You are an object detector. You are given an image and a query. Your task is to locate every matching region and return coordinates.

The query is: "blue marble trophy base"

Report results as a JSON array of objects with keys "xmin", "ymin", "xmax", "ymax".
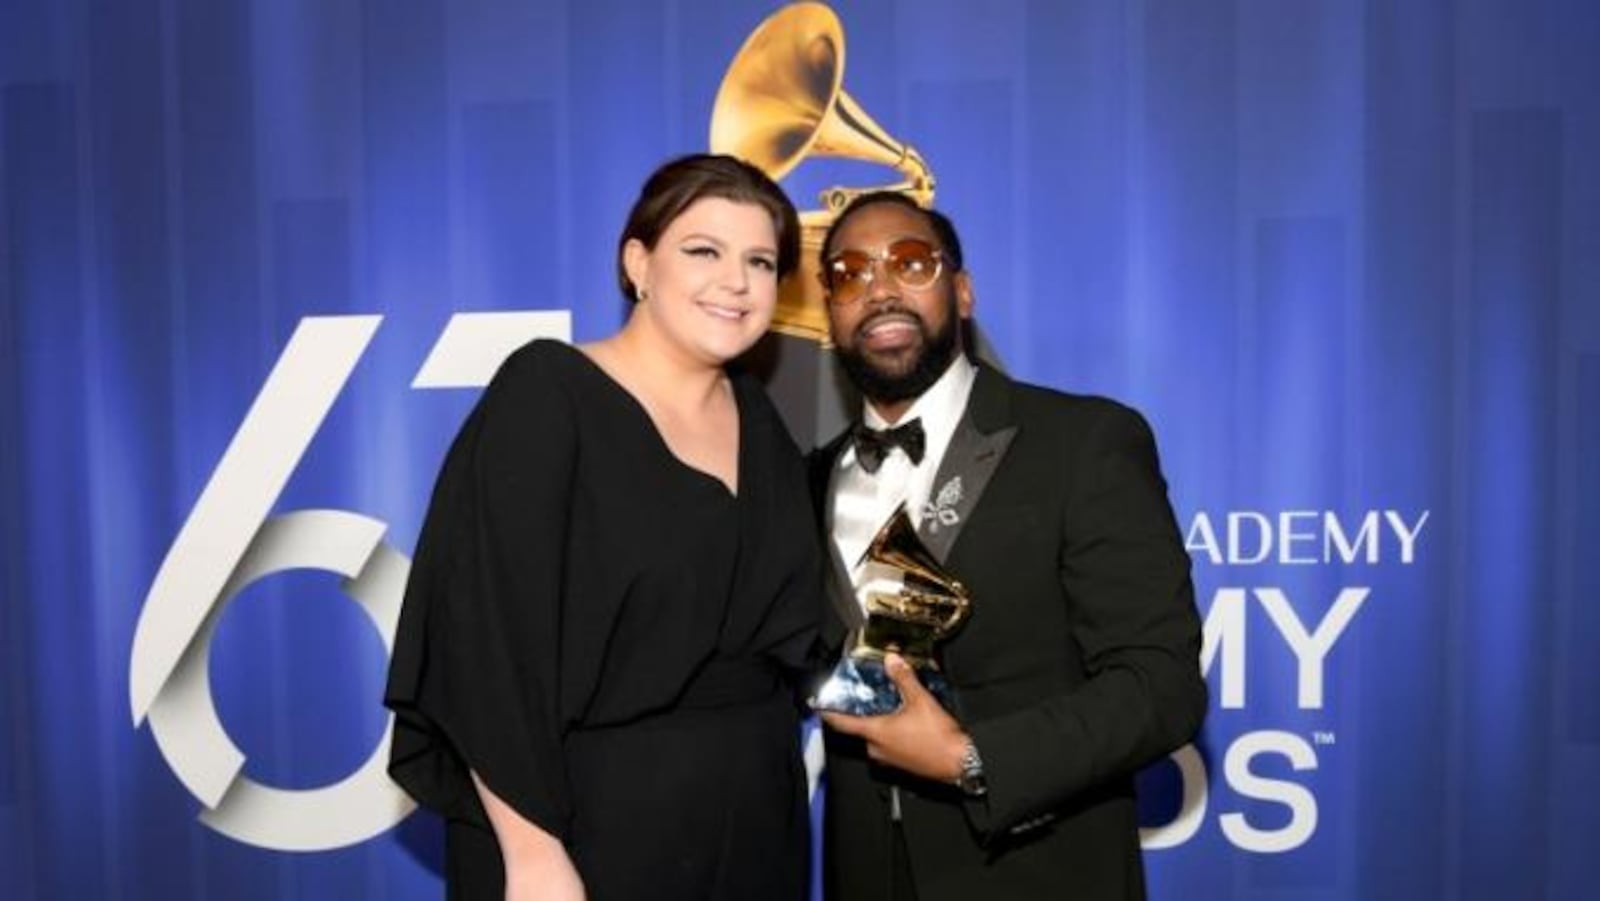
[{"xmin": 810, "ymin": 653, "xmax": 955, "ymax": 716}]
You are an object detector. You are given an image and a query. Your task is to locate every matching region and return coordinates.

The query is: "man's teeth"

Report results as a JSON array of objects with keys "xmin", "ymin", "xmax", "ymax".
[{"xmin": 865, "ymin": 318, "xmax": 914, "ymax": 336}]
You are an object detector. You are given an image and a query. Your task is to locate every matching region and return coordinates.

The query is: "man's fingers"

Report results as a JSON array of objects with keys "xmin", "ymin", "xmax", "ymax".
[
  {"xmin": 884, "ymin": 653, "xmax": 928, "ymax": 707},
  {"xmin": 820, "ymin": 711, "xmax": 872, "ymax": 737},
  {"xmin": 821, "ymin": 712, "xmax": 890, "ymax": 763}
]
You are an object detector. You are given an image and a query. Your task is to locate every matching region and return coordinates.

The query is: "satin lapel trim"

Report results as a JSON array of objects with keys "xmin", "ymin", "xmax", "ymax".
[
  {"xmin": 821, "ymin": 452, "xmax": 866, "ymax": 639},
  {"xmin": 824, "ymin": 529, "xmax": 862, "ymax": 630},
  {"xmin": 917, "ymin": 413, "xmax": 1017, "ymax": 563}
]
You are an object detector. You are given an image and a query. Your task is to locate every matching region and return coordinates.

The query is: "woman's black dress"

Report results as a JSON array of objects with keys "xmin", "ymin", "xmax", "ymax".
[{"xmin": 384, "ymin": 340, "xmax": 820, "ymax": 900}]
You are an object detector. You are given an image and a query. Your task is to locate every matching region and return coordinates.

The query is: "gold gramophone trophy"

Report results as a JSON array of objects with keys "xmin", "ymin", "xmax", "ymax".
[
  {"xmin": 710, "ymin": 1, "xmax": 935, "ymax": 345},
  {"xmin": 811, "ymin": 504, "xmax": 972, "ymax": 715}
]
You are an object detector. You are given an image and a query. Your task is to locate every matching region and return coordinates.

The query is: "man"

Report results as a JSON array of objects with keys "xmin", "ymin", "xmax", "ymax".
[{"xmin": 813, "ymin": 192, "xmax": 1206, "ymax": 900}]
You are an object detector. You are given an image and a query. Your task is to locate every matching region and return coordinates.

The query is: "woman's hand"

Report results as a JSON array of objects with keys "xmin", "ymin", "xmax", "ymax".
[{"xmin": 471, "ymin": 772, "xmax": 587, "ymax": 901}]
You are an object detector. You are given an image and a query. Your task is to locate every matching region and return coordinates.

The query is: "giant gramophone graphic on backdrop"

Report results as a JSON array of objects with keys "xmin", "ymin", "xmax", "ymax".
[{"xmin": 710, "ymin": 3, "xmax": 968, "ymax": 715}]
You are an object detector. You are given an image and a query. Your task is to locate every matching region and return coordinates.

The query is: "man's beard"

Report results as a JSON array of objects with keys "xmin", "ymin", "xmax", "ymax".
[{"xmin": 836, "ymin": 300, "xmax": 961, "ymax": 405}]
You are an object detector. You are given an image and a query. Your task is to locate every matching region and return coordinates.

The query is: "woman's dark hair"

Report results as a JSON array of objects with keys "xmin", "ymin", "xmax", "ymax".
[{"xmin": 616, "ymin": 153, "xmax": 801, "ymax": 302}]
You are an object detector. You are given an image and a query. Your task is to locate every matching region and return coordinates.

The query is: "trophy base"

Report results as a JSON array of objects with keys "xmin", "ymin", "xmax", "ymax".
[{"xmin": 810, "ymin": 654, "xmax": 955, "ymax": 716}]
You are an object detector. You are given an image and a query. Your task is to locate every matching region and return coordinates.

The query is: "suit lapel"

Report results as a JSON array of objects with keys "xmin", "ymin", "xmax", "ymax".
[
  {"xmin": 808, "ymin": 435, "xmax": 862, "ymax": 653},
  {"xmin": 823, "ymin": 524, "xmax": 863, "ymax": 632},
  {"xmin": 917, "ymin": 364, "xmax": 1018, "ymax": 563}
]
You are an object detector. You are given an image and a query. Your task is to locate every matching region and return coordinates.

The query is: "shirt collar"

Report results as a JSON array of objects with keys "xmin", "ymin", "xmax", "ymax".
[{"xmin": 842, "ymin": 354, "xmax": 978, "ymax": 468}]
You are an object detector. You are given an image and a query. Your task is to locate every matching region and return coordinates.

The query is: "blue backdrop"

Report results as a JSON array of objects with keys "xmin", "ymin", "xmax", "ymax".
[{"xmin": 3, "ymin": 0, "xmax": 1598, "ymax": 898}]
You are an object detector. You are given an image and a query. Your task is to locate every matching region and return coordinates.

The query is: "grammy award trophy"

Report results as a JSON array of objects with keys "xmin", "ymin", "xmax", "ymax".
[{"xmin": 811, "ymin": 504, "xmax": 972, "ymax": 716}]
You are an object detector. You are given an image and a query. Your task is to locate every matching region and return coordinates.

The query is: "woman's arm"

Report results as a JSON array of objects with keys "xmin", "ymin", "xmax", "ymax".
[{"xmin": 472, "ymin": 771, "xmax": 585, "ymax": 901}]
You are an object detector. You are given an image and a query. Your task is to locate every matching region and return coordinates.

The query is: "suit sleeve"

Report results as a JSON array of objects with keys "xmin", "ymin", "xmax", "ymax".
[
  {"xmin": 966, "ymin": 403, "xmax": 1206, "ymax": 837},
  {"xmin": 384, "ymin": 344, "xmax": 577, "ymax": 839}
]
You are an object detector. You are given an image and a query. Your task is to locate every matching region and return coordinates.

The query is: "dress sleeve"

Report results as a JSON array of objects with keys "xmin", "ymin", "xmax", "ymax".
[
  {"xmin": 385, "ymin": 343, "xmax": 577, "ymax": 839},
  {"xmin": 740, "ymin": 380, "xmax": 826, "ymax": 681},
  {"xmin": 761, "ymin": 451, "xmax": 827, "ymax": 685}
]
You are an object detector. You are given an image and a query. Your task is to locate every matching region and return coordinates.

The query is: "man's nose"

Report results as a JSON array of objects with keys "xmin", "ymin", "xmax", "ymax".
[{"xmin": 862, "ymin": 261, "xmax": 896, "ymax": 303}]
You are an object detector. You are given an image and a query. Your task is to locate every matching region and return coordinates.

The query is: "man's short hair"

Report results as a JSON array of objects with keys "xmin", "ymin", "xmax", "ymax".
[{"xmin": 819, "ymin": 191, "xmax": 965, "ymax": 272}]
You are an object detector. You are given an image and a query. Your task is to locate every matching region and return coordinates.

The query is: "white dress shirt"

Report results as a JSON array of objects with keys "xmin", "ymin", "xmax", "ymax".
[{"xmin": 829, "ymin": 355, "xmax": 978, "ymax": 613}]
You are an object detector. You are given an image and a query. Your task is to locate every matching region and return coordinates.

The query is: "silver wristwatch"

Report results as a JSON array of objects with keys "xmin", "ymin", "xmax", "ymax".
[{"xmin": 956, "ymin": 739, "xmax": 987, "ymax": 796}]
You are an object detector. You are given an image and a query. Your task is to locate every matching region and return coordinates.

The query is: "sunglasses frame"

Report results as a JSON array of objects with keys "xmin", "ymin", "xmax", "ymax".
[{"xmin": 822, "ymin": 238, "xmax": 946, "ymax": 306}]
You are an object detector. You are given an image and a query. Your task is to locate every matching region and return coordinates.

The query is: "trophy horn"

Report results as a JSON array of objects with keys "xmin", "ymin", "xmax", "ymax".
[
  {"xmin": 861, "ymin": 505, "xmax": 970, "ymax": 632},
  {"xmin": 709, "ymin": 2, "xmax": 935, "ymax": 210}
]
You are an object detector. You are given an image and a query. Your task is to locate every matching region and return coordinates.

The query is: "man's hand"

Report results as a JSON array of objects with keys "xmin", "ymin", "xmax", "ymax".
[{"xmin": 820, "ymin": 653, "xmax": 970, "ymax": 783}]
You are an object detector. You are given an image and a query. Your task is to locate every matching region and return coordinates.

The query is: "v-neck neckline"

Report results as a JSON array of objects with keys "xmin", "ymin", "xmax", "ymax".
[{"xmin": 561, "ymin": 342, "xmax": 744, "ymax": 499}]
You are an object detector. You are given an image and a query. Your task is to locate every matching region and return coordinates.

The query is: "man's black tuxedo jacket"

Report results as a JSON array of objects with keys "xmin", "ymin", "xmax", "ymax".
[{"xmin": 811, "ymin": 364, "xmax": 1206, "ymax": 901}]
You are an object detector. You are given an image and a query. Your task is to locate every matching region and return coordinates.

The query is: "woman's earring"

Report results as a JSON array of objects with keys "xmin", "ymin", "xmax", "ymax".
[{"xmin": 638, "ymin": 287, "xmax": 650, "ymax": 302}]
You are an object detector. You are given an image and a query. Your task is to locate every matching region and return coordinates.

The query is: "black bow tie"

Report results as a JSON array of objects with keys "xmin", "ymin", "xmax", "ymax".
[{"xmin": 851, "ymin": 418, "xmax": 926, "ymax": 474}]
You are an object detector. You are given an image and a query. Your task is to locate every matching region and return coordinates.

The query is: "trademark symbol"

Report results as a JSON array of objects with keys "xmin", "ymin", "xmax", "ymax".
[{"xmin": 1312, "ymin": 730, "xmax": 1337, "ymax": 746}]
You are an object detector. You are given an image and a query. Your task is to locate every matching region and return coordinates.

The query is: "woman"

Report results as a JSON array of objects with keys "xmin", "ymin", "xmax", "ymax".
[{"xmin": 385, "ymin": 154, "xmax": 818, "ymax": 900}]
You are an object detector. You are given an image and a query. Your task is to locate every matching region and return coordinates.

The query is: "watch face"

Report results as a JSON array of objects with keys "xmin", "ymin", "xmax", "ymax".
[
  {"xmin": 958, "ymin": 756, "xmax": 986, "ymax": 795},
  {"xmin": 958, "ymin": 742, "xmax": 985, "ymax": 794}
]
